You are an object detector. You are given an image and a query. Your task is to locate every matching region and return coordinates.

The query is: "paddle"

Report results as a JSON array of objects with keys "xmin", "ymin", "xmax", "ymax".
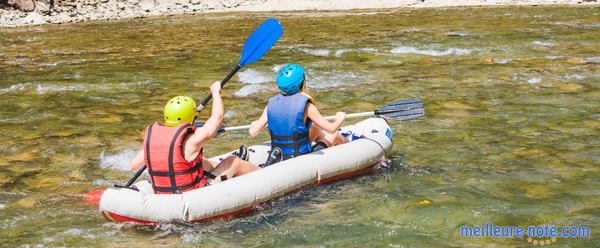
[
  {"xmin": 84, "ymin": 18, "xmax": 283, "ymax": 205},
  {"xmin": 211, "ymin": 98, "xmax": 425, "ymax": 132}
]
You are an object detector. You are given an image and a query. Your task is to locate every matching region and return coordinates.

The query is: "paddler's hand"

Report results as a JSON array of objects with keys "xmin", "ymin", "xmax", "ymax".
[
  {"xmin": 335, "ymin": 111, "xmax": 346, "ymax": 122},
  {"xmin": 210, "ymin": 81, "xmax": 222, "ymax": 95}
]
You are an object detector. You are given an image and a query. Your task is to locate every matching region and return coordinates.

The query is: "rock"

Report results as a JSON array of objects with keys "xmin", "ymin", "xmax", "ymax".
[
  {"xmin": 559, "ymin": 83, "xmax": 584, "ymax": 92},
  {"xmin": 189, "ymin": 0, "xmax": 202, "ymax": 4},
  {"xmin": 8, "ymin": 0, "xmax": 35, "ymax": 11},
  {"xmin": 35, "ymin": 1, "xmax": 51, "ymax": 14},
  {"xmin": 58, "ymin": 0, "xmax": 78, "ymax": 7},
  {"xmin": 52, "ymin": 12, "xmax": 72, "ymax": 24},
  {"xmin": 14, "ymin": 198, "xmax": 36, "ymax": 208},
  {"xmin": 10, "ymin": 150, "xmax": 36, "ymax": 162},
  {"xmin": 49, "ymin": 130, "xmax": 79, "ymax": 138},
  {"xmin": 140, "ymin": 0, "xmax": 155, "ymax": 12},
  {"xmin": 566, "ymin": 57, "xmax": 586, "ymax": 64},
  {"xmin": 117, "ymin": 1, "xmax": 127, "ymax": 10},
  {"xmin": 441, "ymin": 101, "xmax": 474, "ymax": 110},
  {"xmin": 515, "ymin": 148, "xmax": 546, "ymax": 157},
  {"xmin": 97, "ymin": 115, "xmax": 123, "ymax": 123}
]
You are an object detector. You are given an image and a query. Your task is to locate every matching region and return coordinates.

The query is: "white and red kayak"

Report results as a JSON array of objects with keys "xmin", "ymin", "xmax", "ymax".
[{"xmin": 98, "ymin": 117, "xmax": 393, "ymax": 224}]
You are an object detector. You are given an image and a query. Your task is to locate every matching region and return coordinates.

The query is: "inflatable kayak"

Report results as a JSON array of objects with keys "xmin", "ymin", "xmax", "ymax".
[{"xmin": 99, "ymin": 117, "xmax": 393, "ymax": 224}]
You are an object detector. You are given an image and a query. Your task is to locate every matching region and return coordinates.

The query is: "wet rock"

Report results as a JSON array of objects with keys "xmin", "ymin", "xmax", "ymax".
[
  {"xmin": 10, "ymin": 151, "xmax": 36, "ymax": 162},
  {"xmin": 24, "ymin": 174, "xmax": 65, "ymax": 190},
  {"xmin": 75, "ymin": 135, "xmax": 103, "ymax": 146},
  {"xmin": 558, "ymin": 83, "xmax": 584, "ymax": 92},
  {"xmin": 14, "ymin": 198, "xmax": 36, "ymax": 208},
  {"xmin": 0, "ymin": 158, "xmax": 9, "ymax": 167},
  {"xmin": 50, "ymin": 153, "xmax": 87, "ymax": 165},
  {"xmin": 22, "ymin": 132, "xmax": 43, "ymax": 141},
  {"xmin": 49, "ymin": 130, "xmax": 79, "ymax": 138},
  {"xmin": 525, "ymin": 184, "xmax": 555, "ymax": 198},
  {"xmin": 482, "ymin": 58, "xmax": 494, "ymax": 64},
  {"xmin": 515, "ymin": 148, "xmax": 546, "ymax": 157},
  {"xmin": 583, "ymin": 120, "xmax": 600, "ymax": 128},
  {"xmin": 566, "ymin": 57, "xmax": 586, "ymax": 64},
  {"xmin": 441, "ymin": 101, "xmax": 474, "ymax": 110},
  {"xmin": 97, "ymin": 115, "xmax": 123, "ymax": 123},
  {"xmin": 435, "ymin": 118, "xmax": 458, "ymax": 128},
  {"xmin": 0, "ymin": 174, "xmax": 14, "ymax": 186}
]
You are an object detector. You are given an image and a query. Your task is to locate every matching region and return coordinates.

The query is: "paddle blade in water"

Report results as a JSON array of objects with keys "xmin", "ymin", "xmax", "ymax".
[
  {"xmin": 238, "ymin": 18, "xmax": 284, "ymax": 66},
  {"xmin": 83, "ymin": 188, "xmax": 105, "ymax": 206},
  {"xmin": 375, "ymin": 99, "xmax": 425, "ymax": 121}
]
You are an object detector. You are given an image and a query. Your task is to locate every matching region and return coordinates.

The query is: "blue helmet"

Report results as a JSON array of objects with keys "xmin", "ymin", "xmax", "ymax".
[{"xmin": 276, "ymin": 64, "xmax": 305, "ymax": 94}]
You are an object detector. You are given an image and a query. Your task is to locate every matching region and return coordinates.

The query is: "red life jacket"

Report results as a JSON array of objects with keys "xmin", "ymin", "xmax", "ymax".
[{"xmin": 143, "ymin": 122, "xmax": 207, "ymax": 194}]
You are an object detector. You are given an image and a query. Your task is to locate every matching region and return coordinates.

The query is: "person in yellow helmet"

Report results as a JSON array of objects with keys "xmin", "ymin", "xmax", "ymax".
[{"xmin": 129, "ymin": 81, "xmax": 259, "ymax": 194}]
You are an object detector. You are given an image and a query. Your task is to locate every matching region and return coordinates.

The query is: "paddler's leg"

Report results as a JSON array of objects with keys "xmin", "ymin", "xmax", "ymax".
[
  {"xmin": 308, "ymin": 124, "xmax": 346, "ymax": 148},
  {"xmin": 207, "ymin": 156, "xmax": 259, "ymax": 182},
  {"xmin": 201, "ymin": 158, "xmax": 218, "ymax": 171}
]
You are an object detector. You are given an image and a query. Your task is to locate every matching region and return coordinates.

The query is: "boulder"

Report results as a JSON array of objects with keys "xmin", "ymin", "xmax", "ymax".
[
  {"xmin": 55, "ymin": 0, "xmax": 77, "ymax": 7},
  {"xmin": 34, "ymin": 0, "xmax": 51, "ymax": 14},
  {"xmin": 22, "ymin": 11, "xmax": 45, "ymax": 24},
  {"xmin": 8, "ymin": 0, "xmax": 35, "ymax": 11},
  {"xmin": 140, "ymin": 0, "xmax": 154, "ymax": 12}
]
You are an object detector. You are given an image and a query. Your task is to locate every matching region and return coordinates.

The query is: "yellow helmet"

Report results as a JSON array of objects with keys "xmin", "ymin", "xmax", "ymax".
[{"xmin": 163, "ymin": 96, "xmax": 197, "ymax": 127}]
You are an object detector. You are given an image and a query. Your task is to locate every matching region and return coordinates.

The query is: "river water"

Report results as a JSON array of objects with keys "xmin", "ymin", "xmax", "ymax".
[{"xmin": 0, "ymin": 6, "xmax": 599, "ymax": 247}]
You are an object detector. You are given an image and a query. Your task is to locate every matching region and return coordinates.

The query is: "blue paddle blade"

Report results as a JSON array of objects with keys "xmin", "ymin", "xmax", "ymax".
[{"xmin": 238, "ymin": 18, "xmax": 284, "ymax": 67}]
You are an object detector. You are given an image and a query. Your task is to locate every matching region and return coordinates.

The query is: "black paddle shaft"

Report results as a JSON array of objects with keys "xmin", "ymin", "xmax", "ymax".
[
  {"xmin": 115, "ymin": 167, "xmax": 145, "ymax": 188},
  {"xmin": 197, "ymin": 65, "xmax": 242, "ymax": 112}
]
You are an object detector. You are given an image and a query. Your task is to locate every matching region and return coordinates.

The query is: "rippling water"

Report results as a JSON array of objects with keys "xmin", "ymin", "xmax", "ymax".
[{"xmin": 1, "ymin": 6, "xmax": 599, "ymax": 247}]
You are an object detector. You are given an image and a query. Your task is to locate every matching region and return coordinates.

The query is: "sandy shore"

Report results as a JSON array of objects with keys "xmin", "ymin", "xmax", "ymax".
[{"xmin": 0, "ymin": 0, "xmax": 598, "ymax": 28}]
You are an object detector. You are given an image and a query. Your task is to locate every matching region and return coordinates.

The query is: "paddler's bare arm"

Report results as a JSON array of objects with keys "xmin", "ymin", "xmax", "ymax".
[
  {"xmin": 187, "ymin": 81, "xmax": 225, "ymax": 152},
  {"xmin": 249, "ymin": 107, "xmax": 268, "ymax": 137},
  {"xmin": 306, "ymin": 103, "xmax": 345, "ymax": 133},
  {"xmin": 129, "ymin": 149, "xmax": 144, "ymax": 170}
]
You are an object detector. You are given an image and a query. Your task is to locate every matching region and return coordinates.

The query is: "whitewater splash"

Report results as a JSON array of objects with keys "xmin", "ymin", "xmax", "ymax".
[
  {"xmin": 237, "ymin": 69, "xmax": 273, "ymax": 84},
  {"xmin": 0, "ymin": 81, "xmax": 154, "ymax": 94},
  {"xmin": 584, "ymin": 56, "xmax": 600, "ymax": 63},
  {"xmin": 235, "ymin": 84, "xmax": 271, "ymax": 97},
  {"xmin": 531, "ymin": 40, "xmax": 555, "ymax": 47},
  {"xmin": 494, "ymin": 58, "xmax": 511, "ymax": 64},
  {"xmin": 99, "ymin": 150, "xmax": 138, "ymax": 171},
  {"xmin": 234, "ymin": 69, "xmax": 274, "ymax": 97},
  {"xmin": 564, "ymin": 74, "xmax": 586, "ymax": 80},
  {"xmin": 391, "ymin": 45, "xmax": 472, "ymax": 56},
  {"xmin": 233, "ymin": 63, "xmax": 372, "ymax": 96},
  {"xmin": 527, "ymin": 77, "xmax": 542, "ymax": 84},
  {"xmin": 447, "ymin": 31, "xmax": 469, "ymax": 37},
  {"xmin": 298, "ymin": 48, "xmax": 331, "ymax": 57},
  {"xmin": 334, "ymin": 48, "xmax": 379, "ymax": 57},
  {"xmin": 307, "ymin": 70, "xmax": 370, "ymax": 89}
]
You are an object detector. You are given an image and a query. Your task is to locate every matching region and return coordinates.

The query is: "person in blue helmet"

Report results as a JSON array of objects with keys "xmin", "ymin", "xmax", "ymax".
[{"xmin": 249, "ymin": 64, "xmax": 347, "ymax": 165}]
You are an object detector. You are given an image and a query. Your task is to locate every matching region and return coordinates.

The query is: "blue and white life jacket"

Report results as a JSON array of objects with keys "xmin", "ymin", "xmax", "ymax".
[{"xmin": 267, "ymin": 93, "xmax": 313, "ymax": 160}]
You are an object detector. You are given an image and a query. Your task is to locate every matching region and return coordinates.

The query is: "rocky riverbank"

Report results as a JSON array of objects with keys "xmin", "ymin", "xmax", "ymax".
[{"xmin": 1, "ymin": 0, "xmax": 598, "ymax": 28}]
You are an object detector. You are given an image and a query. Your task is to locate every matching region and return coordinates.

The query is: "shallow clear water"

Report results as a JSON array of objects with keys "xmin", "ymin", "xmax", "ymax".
[{"xmin": 1, "ymin": 6, "xmax": 599, "ymax": 247}]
